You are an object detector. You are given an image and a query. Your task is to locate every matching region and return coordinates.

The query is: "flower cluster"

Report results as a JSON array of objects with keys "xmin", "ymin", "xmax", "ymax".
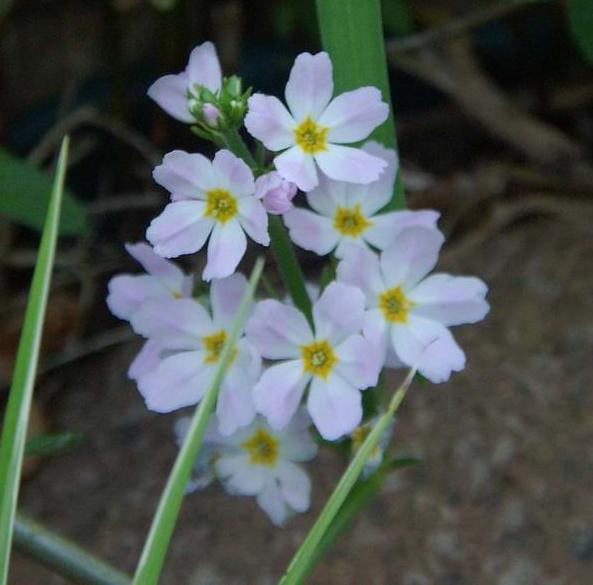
[{"xmin": 108, "ymin": 41, "xmax": 490, "ymax": 525}]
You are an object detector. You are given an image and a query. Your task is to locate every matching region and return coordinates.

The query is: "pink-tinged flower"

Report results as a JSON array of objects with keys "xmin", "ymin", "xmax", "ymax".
[
  {"xmin": 244, "ymin": 52, "xmax": 389, "ymax": 192},
  {"xmin": 246, "ymin": 282, "xmax": 381, "ymax": 440},
  {"xmin": 255, "ymin": 171, "xmax": 298, "ymax": 215},
  {"xmin": 147, "ymin": 41, "xmax": 222, "ymax": 123},
  {"xmin": 337, "ymin": 226, "xmax": 490, "ymax": 383},
  {"xmin": 106, "ymin": 242, "xmax": 193, "ymax": 321},
  {"xmin": 176, "ymin": 410, "xmax": 318, "ymax": 526},
  {"xmin": 131, "ymin": 274, "xmax": 261, "ymax": 436},
  {"xmin": 284, "ymin": 141, "xmax": 440, "ymax": 256},
  {"xmin": 147, "ymin": 149, "xmax": 269, "ymax": 280}
]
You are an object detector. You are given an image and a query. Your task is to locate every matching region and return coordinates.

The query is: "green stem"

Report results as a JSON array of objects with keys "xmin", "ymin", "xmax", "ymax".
[
  {"xmin": 13, "ymin": 514, "xmax": 131, "ymax": 585},
  {"xmin": 268, "ymin": 216, "xmax": 312, "ymax": 324},
  {"xmin": 279, "ymin": 368, "xmax": 416, "ymax": 585},
  {"xmin": 132, "ymin": 258, "xmax": 265, "ymax": 585},
  {"xmin": 221, "ymin": 129, "xmax": 313, "ymax": 323}
]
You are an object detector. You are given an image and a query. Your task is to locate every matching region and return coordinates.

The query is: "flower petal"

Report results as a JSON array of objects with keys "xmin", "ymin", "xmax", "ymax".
[
  {"xmin": 212, "ymin": 149, "xmax": 255, "ymax": 197},
  {"xmin": 246, "ymin": 300, "xmax": 313, "ymax": 359},
  {"xmin": 283, "ymin": 208, "xmax": 338, "ymax": 255},
  {"xmin": 216, "ymin": 454, "xmax": 266, "ymax": 495},
  {"xmin": 312, "ymin": 281, "xmax": 365, "ymax": 345},
  {"xmin": 128, "ymin": 339, "xmax": 163, "ymax": 381},
  {"xmin": 391, "ymin": 316, "xmax": 466, "ymax": 383},
  {"xmin": 210, "ymin": 273, "xmax": 248, "ymax": 329},
  {"xmin": 380, "ymin": 226, "xmax": 445, "ymax": 290},
  {"xmin": 216, "ymin": 381, "xmax": 257, "ymax": 436},
  {"xmin": 125, "ymin": 242, "xmax": 187, "ymax": 294},
  {"xmin": 315, "ymin": 144, "xmax": 387, "ymax": 185},
  {"xmin": 319, "ymin": 87, "xmax": 388, "ymax": 143},
  {"xmin": 257, "ymin": 478, "xmax": 288, "ymax": 526},
  {"xmin": 186, "ymin": 41, "xmax": 222, "ymax": 92},
  {"xmin": 357, "ymin": 141, "xmax": 399, "ymax": 215},
  {"xmin": 253, "ymin": 361, "xmax": 308, "ymax": 430},
  {"xmin": 276, "ymin": 460, "xmax": 311, "ymax": 512},
  {"xmin": 277, "ymin": 410, "xmax": 318, "ymax": 462},
  {"xmin": 146, "ymin": 201, "xmax": 213, "ymax": 258},
  {"xmin": 153, "ymin": 150, "xmax": 217, "ymax": 197},
  {"xmin": 106, "ymin": 274, "xmax": 167, "ymax": 321},
  {"xmin": 285, "ymin": 52, "xmax": 333, "ymax": 121},
  {"xmin": 245, "ymin": 94, "xmax": 296, "ymax": 151},
  {"xmin": 203, "ymin": 220, "xmax": 247, "ymax": 281},
  {"xmin": 274, "ymin": 146, "xmax": 318, "ymax": 192},
  {"xmin": 408, "ymin": 274, "xmax": 489, "ymax": 326},
  {"xmin": 130, "ymin": 297, "xmax": 212, "ymax": 349},
  {"xmin": 337, "ymin": 244, "xmax": 385, "ymax": 304},
  {"xmin": 147, "ymin": 73, "xmax": 193, "ymax": 123},
  {"xmin": 334, "ymin": 334, "xmax": 381, "ymax": 389},
  {"xmin": 307, "ymin": 374, "xmax": 362, "ymax": 440},
  {"xmin": 364, "ymin": 209, "xmax": 440, "ymax": 251},
  {"xmin": 305, "ymin": 172, "xmax": 346, "ymax": 216},
  {"xmin": 139, "ymin": 350, "xmax": 211, "ymax": 411},
  {"xmin": 238, "ymin": 197, "xmax": 270, "ymax": 246}
]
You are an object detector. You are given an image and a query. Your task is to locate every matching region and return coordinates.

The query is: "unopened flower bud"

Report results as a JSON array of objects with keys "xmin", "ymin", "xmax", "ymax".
[
  {"xmin": 255, "ymin": 171, "xmax": 298, "ymax": 215},
  {"xmin": 202, "ymin": 103, "xmax": 221, "ymax": 126}
]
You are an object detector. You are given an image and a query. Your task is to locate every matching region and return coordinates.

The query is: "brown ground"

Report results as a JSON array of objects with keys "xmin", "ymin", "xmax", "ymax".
[{"xmin": 8, "ymin": 216, "xmax": 593, "ymax": 585}]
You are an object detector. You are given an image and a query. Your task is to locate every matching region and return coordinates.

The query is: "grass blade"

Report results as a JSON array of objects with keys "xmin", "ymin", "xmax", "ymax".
[
  {"xmin": 279, "ymin": 369, "xmax": 416, "ymax": 585},
  {"xmin": 132, "ymin": 257, "xmax": 265, "ymax": 585},
  {"xmin": 0, "ymin": 137, "xmax": 70, "ymax": 584},
  {"xmin": 316, "ymin": 0, "xmax": 405, "ymax": 209}
]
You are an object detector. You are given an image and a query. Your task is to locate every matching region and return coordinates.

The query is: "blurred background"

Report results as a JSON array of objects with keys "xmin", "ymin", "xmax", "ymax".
[{"xmin": 1, "ymin": 0, "xmax": 593, "ymax": 583}]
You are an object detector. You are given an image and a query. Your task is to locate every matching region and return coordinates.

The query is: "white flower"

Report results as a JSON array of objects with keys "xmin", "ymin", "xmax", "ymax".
[
  {"xmin": 147, "ymin": 41, "xmax": 222, "ymax": 123},
  {"xmin": 147, "ymin": 149, "xmax": 269, "ymax": 280},
  {"xmin": 246, "ymin": 281, "xmax": 381, "ymax": 440},
  {"xmin": 337, "ymin": 226, "xmax": 490, "ymax": 383},
  {"xmin": 176, "ymin": 410, "xmax": 318, "ymax": 526},
  {"xmin": 245, "ymin": 52, "xmax": 389, "ymax": 192},
  {"xmin": 131, "ymin": 273, "xmax": 261, "ymax": 436},
  {"xmin": 283, "ymin": 141, "xmax": 440, "ymax": 256}
]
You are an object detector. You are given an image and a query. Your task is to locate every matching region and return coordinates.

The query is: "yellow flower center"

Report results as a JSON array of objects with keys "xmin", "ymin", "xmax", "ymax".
[
  {"xmin": 205, "ymin": 189, "xmax": 238, "ymax": 224},
  {"xmin": 351, "ymin": 423, "xmax": 380, "ymax": 459},
  {"xmin": 301, "ymin": 339, "xmax": 338, "ymax": 380},
  {"xmin": 333, "ymin": 204, "xmax": 372, "ymax": 237},
  {"xmin": 294, "ymin": 116, "xmax": 329, "ymax": 154},
  {"xmin": 379, "ymin": 286, "xmax": 414, "ymax": 324},
  {"xmin": 202, "ymin": 330, "xmax": 236, "ymax": 364},
  {"xmin": 242, "ymin": 428, "xmax": 279, "ymax": 466}
]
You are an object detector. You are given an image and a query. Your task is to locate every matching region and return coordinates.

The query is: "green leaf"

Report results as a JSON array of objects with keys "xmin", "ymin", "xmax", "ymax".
[
  {"xmin": 132, "ymin": 258, "xmax": 265, "ymax": 585},
  {"xmin": 25, "ymin": 432, "xmax": 84, "ymax": 458},
  {"xmin": 0, "ymin": 147, "xmax": 87, "ymax": 235},
  {"xmin": 279, "ymin": 368, "xmax": 416, "ymax": 585},
  {"xmin": 299, "ymin": 455, "xmax": 420, "ymax": 582},
  {"xmin": 569, "ymin": 0, "xmax": 593, "ymax": 63},
  {"xmin": 0, "ymin": 137, "xmax": 70, "ymax": 585},
  {"xmin": 316, "ymin": 0, "xmax": 405, "ymax": 210}
]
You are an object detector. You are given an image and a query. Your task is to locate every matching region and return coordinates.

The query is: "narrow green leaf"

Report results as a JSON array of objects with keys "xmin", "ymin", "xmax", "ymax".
[
  {"xmin": 316, "ymin": 0, "xmax": 405, "ymax": 209},
  {"xmin": 132, "ymin": 258, "xmax": 265, "ymax": 585},
  {"xmin": 279, "ymin": 369, "xmax": 416, "ymax": 585},
  {"xmin": 569, "ymin": 0, "xmax": 593, "ymax": 63},
  {"xmin": 24, "ymin": 432, "xmax": 84, "ymax": 458},
  {"xmin": 14, "ymin": 513, "xmax": 131, "ymax": 585},
  {"xmin": 0, "ymin": 137, "xmax": 70, "ymax": 585},
  {"xmin": 0, "ymin": 147, "xmax": 87, "ymax": 235}
]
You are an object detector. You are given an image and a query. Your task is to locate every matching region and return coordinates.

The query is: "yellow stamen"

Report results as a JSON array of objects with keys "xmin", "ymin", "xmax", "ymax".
[
  {"xmin": 294, "ymin": 117, "xmax": 329, "ymax": 154},
  {"xmin": 301, "ymin": 339, "xmax": 338, "ymax": 380},
  {"xmin": 205, "ymin": 189, "xmax": 238, "ymax": 224},
  {"xmin": 202, "ymin": 330, "xmax": 236, "ymax": 364},
  {"xmin": 333, "ymin": 204, "xmax": 372, "ymax": 237},
  {"xmin": 242, "ymin": 428, "xmax": 279, "ymax": 466},
  {"xmin": 379, "ymin": 286, "xmax": 414, "ymax": 324}
]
